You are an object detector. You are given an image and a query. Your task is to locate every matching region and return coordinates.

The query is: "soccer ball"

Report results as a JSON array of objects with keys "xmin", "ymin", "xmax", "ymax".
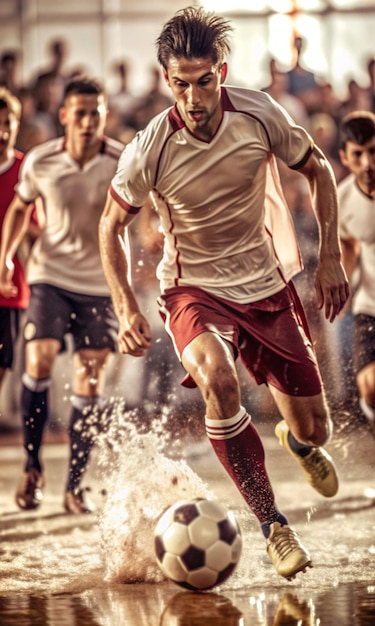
[{"xmin": 154, "ymin": 498, "xmax": 242, "ymax": 591}]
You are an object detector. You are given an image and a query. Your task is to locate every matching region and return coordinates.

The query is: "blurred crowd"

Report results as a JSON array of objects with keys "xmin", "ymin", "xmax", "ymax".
[{"xmin": 1, "ymin": 35, "xmax": 374, "ymax": 429}]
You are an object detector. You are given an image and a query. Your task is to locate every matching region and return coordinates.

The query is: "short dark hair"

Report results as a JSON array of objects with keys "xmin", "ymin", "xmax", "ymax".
[
  {"xmin": 63, "ymin": 75, "xmax": 105, "ymax": 101},
  {"xmin": 156, "ymin": 6, "xmax": 232, "ymax": 70},
  {"xmin": 339, "ymin": 110, "xmax": 375, "ymax": 149}
]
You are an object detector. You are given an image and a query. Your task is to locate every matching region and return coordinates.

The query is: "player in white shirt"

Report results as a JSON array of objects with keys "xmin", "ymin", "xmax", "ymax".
[
  {"xmin": 0, "ymin": 76, "xmax": 124, "ymax": 514},
  {"xmin": 338, "ymin": 111, "xmax": 375, "ymax": 435},
  {"xmin": 99, "ymin": 7, "xmax": 349, "ymax": 579}
]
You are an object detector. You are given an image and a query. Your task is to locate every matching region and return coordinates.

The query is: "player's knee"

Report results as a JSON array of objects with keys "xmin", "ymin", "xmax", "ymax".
[
  {"xmin": 295, "ymin": 410, "xmax": 332, "ymax": 447},
  {"xmin": 26, "ymin": 354, "xmax": 53, "ymax": 379},
  {"xmin": 203, "ymin": 366, "xmax": 239, "ymax": 408},
  {"xmin": 311, "ymin": 418, "xmax": 332, "ymax": 447},
  {"xmin": 357, "ymin": 369, "xmax": 375, "ymax": 407}
]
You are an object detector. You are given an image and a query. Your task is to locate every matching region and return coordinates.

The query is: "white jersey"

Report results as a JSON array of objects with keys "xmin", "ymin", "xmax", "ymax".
[
  {"xmin": 338, "ymin": 173, "xmax": 375, "ymax": 317},
  {"xmin": 17, "ymin": 136, "xmax": 124, "ymax": 296},
  {"xmin": 111, "ymin": 86, "xmax": 313, "ymax": 303}
]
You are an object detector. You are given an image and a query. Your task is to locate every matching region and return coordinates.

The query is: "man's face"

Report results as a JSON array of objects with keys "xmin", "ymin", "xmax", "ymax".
[
  {"xmin": 163, "ymin": 56, "xmax": 227, "ymax": 140},
  {"xmin": 0, "ymin": 106, "xmax": 19, "ymax": 160},
  {"xmin": 59, "ymin": 93, "xmax": 107, "ymax": 153},
  {"xmin": 340, "ymin": 138, "xmax": 375, "ymax": 195}
]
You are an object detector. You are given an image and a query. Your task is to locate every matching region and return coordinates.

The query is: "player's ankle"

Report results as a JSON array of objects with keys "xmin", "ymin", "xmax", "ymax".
[{"xmin": 261, "ymin": 512, "xmax": 289, "ymax": 538}]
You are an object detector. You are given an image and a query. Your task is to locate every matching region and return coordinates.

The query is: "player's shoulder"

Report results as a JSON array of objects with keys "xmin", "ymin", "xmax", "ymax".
[
  {"xmin": 23, "ymin": 137, "xmax": 65, "ymax": 167},
  {"xmin": 223, "ymin": 85, "xmax": 276, "ymax": 114},
  {"xmin": 138, "ymin": 107, "xmax": 175, "ymax": 146},
  {"xmin": 102, "ymin": 136, "xmax": 125, "ymax": 160}
]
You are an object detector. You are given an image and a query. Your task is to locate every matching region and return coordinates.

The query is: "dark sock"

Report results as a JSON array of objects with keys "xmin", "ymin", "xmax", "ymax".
[
  {"xmin": 205, "ymin": 407, "xmax": 288, "ymax": 533},
  {"xmin": 261, "ymin": 513, "xmax": 289, "ymax": 539},
  {"xmin": 21, "ymin": 374, "xmax": 50, "ymax": 473},
  {"xmin": 66, "ymin": 396, "xmax": 102, "ymax": 493},
  {"xmin": 287, "ymin": 430, "xmax": 313, "ymax": 458}
]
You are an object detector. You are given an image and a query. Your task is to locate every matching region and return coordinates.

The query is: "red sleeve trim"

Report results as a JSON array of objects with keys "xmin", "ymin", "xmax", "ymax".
[{"xmin": 109, "ymin": 184, "xmax": 142, "ymax": 215}]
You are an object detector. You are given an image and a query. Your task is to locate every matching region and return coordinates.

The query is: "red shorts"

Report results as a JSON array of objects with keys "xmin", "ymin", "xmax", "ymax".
[{"xmin": 158, "ymin": 285, "xmax": 322, "ymax": 397}]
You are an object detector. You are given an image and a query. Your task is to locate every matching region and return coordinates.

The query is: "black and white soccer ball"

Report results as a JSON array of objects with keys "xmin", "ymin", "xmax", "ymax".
[{"xmin": 154, "ymin": 498, "xmax": 242, "ymax": 590}]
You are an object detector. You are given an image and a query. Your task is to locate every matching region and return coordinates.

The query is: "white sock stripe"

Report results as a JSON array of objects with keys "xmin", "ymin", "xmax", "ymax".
[
  {"xmin": 22, "ymin": 373, "xmax": 51, "ymax": 393},
  {"xmin": 205, "ymin": 406, "xmax": 246, "ymax": 429},
  {"xmin": 205, "ymin": 411, "xmax": 252, "ymax": 440}
]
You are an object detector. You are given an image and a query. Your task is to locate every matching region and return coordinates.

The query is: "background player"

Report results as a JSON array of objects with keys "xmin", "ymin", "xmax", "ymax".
[
  {"xmin": 338, "ymin": 110, "xmax": 375, "ymax": 435},
  {"xmin": 0, "ymin": 89, "xmax": 30, "ymax": 394},
  {"xmin": 0, "ymin": 76, "xmax": 124, "ymax": 514}
]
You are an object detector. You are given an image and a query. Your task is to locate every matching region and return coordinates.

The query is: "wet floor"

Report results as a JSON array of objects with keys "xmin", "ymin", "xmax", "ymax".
[{"xmin": 1, "ymin": 416, "xmax": 375, "ymax": 625}]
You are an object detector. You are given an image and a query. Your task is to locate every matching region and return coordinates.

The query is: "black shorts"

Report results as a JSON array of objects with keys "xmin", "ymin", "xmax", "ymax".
[
  {"xmin": 353, "ymin": 314, "xmax": 375, "ymax": 375},
  {"xmin": 23, "ymin": 283, "xmax": 118, "ymax": 353},
  {"xmin": 0, "ymin": 307, "xmax": 22, "ymax": 369}
]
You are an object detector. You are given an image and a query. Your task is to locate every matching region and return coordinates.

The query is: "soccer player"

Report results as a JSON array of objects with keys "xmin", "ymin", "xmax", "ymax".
[
  {"xmin": 338, "ymin": 111, "xmax": 375, "ymax": 435},
  {"xmin": 0, "ymin": 89, "xmax": 33, "ymax": 394},
  {"xmin": 0, "ymin": 76, "xmax": 124, "ymax": 514},
  {"xmin": 98, "ymin": 7, "xmax": 349, "ymax": 579}
]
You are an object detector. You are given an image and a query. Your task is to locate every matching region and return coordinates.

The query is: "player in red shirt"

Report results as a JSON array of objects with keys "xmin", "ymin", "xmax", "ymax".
[{"xmin": 0, "ymin": 88, "xmax": 34, "ymax": 391}]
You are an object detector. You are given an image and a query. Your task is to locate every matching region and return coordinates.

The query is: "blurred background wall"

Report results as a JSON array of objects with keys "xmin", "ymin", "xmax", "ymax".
[{"xmin": 1, "ymin": 0, "xmax": 375, "ymax": 99}]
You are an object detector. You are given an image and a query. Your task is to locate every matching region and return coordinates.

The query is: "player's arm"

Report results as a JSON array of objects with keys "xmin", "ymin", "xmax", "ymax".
[
  {"xmin": 297, "ymin": 145, "xmax": 350, "ymax": 322},
  {"xmin": 0, "ymin": 194, "xmax": 34, "ymax": 298},
  {"xmin": 99, "ymin": 191, "xmax": 152, "ymax": 357}
]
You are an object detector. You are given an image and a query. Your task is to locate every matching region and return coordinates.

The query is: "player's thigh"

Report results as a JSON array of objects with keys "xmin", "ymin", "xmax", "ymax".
[
  {"xmin": 357, "ymin": 362, "xmax": 375, "ymax": 403},
  {"xmin": 269, "ymin": 384, "xmax": 331, "ymax": 447},
  {"xmin": 72, "ymin": 347, "xmax": 112, "ymax": 395},
  {"xmin": 25, "ymin": 338, "xmax": 61, "ymax": 378},
  {"xmin": 353, "ymin": 314, "xmax": 375, "ymax": 402},
  {"xmin": 23, "ymin": 284, "xmax": 71, "ymax": 346}
]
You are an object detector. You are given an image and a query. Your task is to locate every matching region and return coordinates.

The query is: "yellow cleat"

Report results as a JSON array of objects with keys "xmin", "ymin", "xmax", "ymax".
[
  {"xmin": 275, "ymin": 420, "xmax": 339, "ymax": 497},
  {"xmin": 267, "ymin": 522, "xmax": 312, "ymax": 580}
]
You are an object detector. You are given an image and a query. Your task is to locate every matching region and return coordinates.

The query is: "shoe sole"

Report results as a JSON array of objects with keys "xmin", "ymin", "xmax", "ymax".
[{"xmin": 283, "ymin": 560, "xmax": 313, "ymax": 581}]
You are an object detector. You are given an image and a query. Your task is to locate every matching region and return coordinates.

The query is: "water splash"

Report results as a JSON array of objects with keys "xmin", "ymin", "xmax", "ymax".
[{"xmin": 96, "ymin": 403, "xmax": 212, "ymax": 584}]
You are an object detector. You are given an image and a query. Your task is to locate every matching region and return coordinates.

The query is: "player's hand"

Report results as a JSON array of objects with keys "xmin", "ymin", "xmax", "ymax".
[
  {"xmin": 117, "ymin": 312, "xmax": 152, "ymax": 357},
  {"xmin": 0, "ymin": 265, "xmax": 18, "ymax": 298},
  {"xmin": 314, "ymin": 257, "xmax": 350, "ymax": 322}
]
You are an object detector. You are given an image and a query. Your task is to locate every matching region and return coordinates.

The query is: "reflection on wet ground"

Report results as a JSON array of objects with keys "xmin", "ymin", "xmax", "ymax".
[{"xmin": 0, "ymin": 582, "xmax": 375, "ymax": 625}]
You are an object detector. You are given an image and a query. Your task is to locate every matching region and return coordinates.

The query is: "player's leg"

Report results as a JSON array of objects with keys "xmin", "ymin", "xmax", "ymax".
[
  {"xmin": 182, "ymin": 331, "xmax": 284, "ymax": 525},
  {"xmin": 357, "ymin": 363, "xmax": 375, "ymax": 436},
  {"xmin": 65, "ymin": 346, "xmax": 111, "ymax": 513},
  {"xmin": 161, "ymin": 286, "xmax": 311, "ymax": 578},
  {"xmin": 16, "ymin": 284, "xmax": 70, "ymax": 510},
  {"xmin": 0, "ymin": 307, "xmax": 20, "ymax": 389},
  {"xmin": 270, "ymin": 386, "xmax": 332, "ymax": 448},
  {"xmin": 353, "ymin": 314, "xmax": 375, "ymax": 436},
  {"xmin": 16, "ymin": 337, "xmax": 60, "ymax": 510},
  {"xmin": 182, "ymin": 331, "xmax": 311, "ymax": 579},
  {"xmin": 64, "ymin": 292, "xmax": 117, "ymax": 514},
  {"xmin": 269, "ymin": 386, "xmax": 338, "ymax": 497},
  {"xmin": 236, "ymin": 283, "xmax": 339, "ymax": 498}
]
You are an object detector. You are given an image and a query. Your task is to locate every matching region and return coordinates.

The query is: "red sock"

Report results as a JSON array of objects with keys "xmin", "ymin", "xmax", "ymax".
[{"xmin": 205, "ymin": 407, "xmax": 280, "ymax": 524}]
